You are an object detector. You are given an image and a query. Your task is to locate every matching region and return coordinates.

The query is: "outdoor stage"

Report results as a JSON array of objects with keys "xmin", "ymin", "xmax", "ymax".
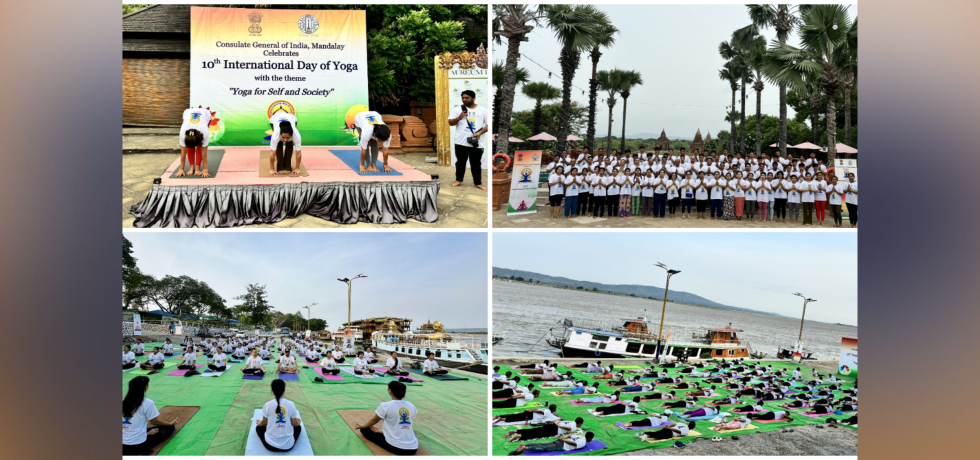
[{"xmin": 129, "ymin": 147, "xmax": 439, "ymax": 227}]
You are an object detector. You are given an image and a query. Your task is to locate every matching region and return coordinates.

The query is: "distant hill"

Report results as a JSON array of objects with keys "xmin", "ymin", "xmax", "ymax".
[{"xmin": 493, "ymin": 267, "xmax": 791, "ymax": 318}]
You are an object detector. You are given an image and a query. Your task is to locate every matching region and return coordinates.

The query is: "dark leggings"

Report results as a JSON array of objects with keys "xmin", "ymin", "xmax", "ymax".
[
  {"xmin": 668, "ymin": 197, "xmax": 680, "ymax": 215},
  {"xmin": 513, "ymin": 423, "xmax": 560, "ymax": 440},
  {"xmin": 578, "ymin": 193, "xmax": 591, "ymax": 215},
  {"xmin": 628, "ymin": 417, "xmax": 658, "ymax": 427},
  {"xmin": 497, "ymin": 411, "xmax": 533, "ymax": 423},
  {"xmin": 493, "ymin": 389, "xmax": 515, "ymax": 398},
  {"xmin": 177, "ymin": 363, "xmax": 196, "ymax": 370},
  {"xmin": 208, "ymin": 364, "xmax": 226, "ymax": 371},
  {"xmin": 641, "ymin": 196, "xmax": 653, "ymax": 216},
  {"xmin": 387, "ymin": 369, "xmax": 408, "ymax": 376},
  {"xmin": 359, "ymin": 427, "xmax": 418, "ymax": 455},
  {"xmin": 242, "ymin": 368, "xmax": 265, "ymax": 376},
  {"xmin": 493, "ymin": 399, "xmax": 519, "ymax": 409},
  {"xmin": 492, "ymin": 381, "xmax": 506, "ymax": 390},
  {"xmin": 592, "ymin": 196, "xmax": 606, "ymax": 217},
  {"xmin": 848, "ymin": 203, "xmax": 858, "ymax": 225},
  {"xmin": 607, "ymin": 195, "xmax": 619, "ymax": 216},
  {"xmin": 123, "ymin": 362, "xmax": 136, "ymax": 370},
  {"xmin": 142, "ymin": 362, "xmax": 164, "ymax": 370},
  {"xmin": 681, "ymin": 198, "xmax": 693, "ymax": 214},
  {"xmin": 696, "ymin": 199, "xmax": 708, "ymax": 213},
  {"xmin": 644, "ymin": 428, "xmax": 675, "ymax": 440},
  {"xmin": 354, "ymin": 369, "xmax": 376, "ymax": 375},
  {"xmin": 426, "ymin": 369, "xmax": 448, "ymax": 375},
  {"xmin": 774, "ymin": 198, "xmax": 788, "ymax": 219},
  {"xmin": 322, "ymin": 368, "xmax": 341, "ymax": 375},
  {"xmin": 710, "ymin": 199, "xmax": 722, "ymax": 217},
  {"xmin": 122, "ymin": 425, "xmax": 175, "ymax": 456},
  {"xmin": 274, "ymin": 141, "xmax": 295, "ymax": 172},
  {"xmin": 751, "ymin": 412, "xmax": 781, "ymax": 420},
  {"xmin": 255, "ymin": 424, "xmax": 302, "ymax": 452},
  {"xmin": 654, "ymin": 194, "xmax": 667, "ymax": 217},
  {"xmin": 595, "ymin": 404, "xmax": 627, "ymax": 415}
]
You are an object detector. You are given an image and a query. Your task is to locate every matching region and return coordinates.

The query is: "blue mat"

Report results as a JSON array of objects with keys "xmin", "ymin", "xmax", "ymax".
[
  {"xmin": 279, "ymin": 372, "xmax": 300, "ymax": 381},
  {"xmin": 329, "ymin": 149, "xmax": 402, "ymax": 176},
  {"xmin": 243, "ymin": 374, "xmax": 264, "ymax": 380},
  {"xmin": 524, "ymin": 440, "xmax": 607, "ymax": 456}
]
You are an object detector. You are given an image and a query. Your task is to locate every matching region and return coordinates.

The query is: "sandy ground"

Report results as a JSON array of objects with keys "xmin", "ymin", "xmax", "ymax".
[
  {"xmin": 618, "ymin": 424, "xmax": 857, "ymax": 456},
  {"xmin": 123, "ymin": 151, "xmax": 488, "ymax": 228}
]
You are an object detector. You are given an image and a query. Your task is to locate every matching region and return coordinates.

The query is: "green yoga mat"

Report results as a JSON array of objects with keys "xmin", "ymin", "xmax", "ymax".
[
  {"xmin": 492, "ymin": 361, "xmax": 857, "ymax": 456},
  {"xmin": 408, "ymin": 367, "xmax": 469, "ymax": 381},
  {"xmin": 169, "ymin": 149, "xmax": 225, "ymax": 178}
]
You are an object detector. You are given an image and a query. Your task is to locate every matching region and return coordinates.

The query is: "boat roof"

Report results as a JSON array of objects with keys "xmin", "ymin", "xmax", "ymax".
[
  {"xmin": 620, "ymin": 318, "xmax": 649, "ymax": 323},
  {"xmin": 708, "ymin": 327, "xmax": 743, "ymax": 332},
  {"xmin": 569, "ymin": 326, "xmax": 625, "ymax": 338}
]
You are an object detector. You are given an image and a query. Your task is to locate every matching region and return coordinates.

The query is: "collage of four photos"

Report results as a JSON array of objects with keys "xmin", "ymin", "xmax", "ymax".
[{"xmin": 120, "ymin": 2, "xmax": 857, "ymax": 457}]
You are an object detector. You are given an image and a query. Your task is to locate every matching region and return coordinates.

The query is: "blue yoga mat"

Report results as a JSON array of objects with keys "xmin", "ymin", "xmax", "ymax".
[
  {"xmin": 329, "ymin": 150, "xmax": 403, "ymax": 176},
  {"xmin": 243, "ymin": 374, "xmax": 264, "ymax": 380},
  {"xmin": 524, "ymin": 440, "xmax": 607, "ymax": 456},
  {"xmin": 279, "ymin": 372, "xmax": 300, "ymax": 381}
]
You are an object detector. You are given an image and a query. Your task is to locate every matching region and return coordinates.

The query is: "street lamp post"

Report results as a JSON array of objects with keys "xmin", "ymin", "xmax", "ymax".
[
  {"xmin": 337, "ymin": 274, "xmax": 367, "ymax": 335},
  {"xmin": 654, "ymin": 262, "xmax": 681, "ymax": 360},
  {"xmin": 792, "ymin": 292, "xmax": 816, "ymax": 354},
  {"xmin": 302, "ymin": 303, "xmax": 317, "ymax": 338}
]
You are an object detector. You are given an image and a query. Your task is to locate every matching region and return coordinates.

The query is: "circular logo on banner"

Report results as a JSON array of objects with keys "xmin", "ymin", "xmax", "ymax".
[
  {"xmin": 267, "ymin": 100, "xmax": 296, "ymax": 119},
  {"xmin": 298, "ymin": 15, "xmax": 319, "ymax": 34}
]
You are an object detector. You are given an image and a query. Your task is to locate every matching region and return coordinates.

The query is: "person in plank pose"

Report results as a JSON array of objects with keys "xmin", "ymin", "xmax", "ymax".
[
  {"xmin": 176, "ymin": 106, "xmax": 213, "ymax": 177},
  {"xmin": 352, "ymin": 110, "xmax": 392, "ymax": 173},
  {"xmin": 268, "ymin": 112, "xmax": 303, "ymax": 175}
]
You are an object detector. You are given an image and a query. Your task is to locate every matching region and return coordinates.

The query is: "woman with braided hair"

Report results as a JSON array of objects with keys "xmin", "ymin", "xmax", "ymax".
[
  {"xmin": 177, "ymin": 106, "xmax": 213, "ymax": 177},
  {"xmin": 269, "ymin": 113, "xmax": 303, "ymax": 175},
  {"xmin": 256, "ymin": 379, "xmax": 302, "ymax": 452}
]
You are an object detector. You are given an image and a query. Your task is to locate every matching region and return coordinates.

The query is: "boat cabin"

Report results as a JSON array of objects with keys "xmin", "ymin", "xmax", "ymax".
[
  {"xmin": 704, "ymin": 327, "xmax": 750, "ymax": 358},
  {"xmin": 621, "ymin": 318, "xmax": 651, "ymax": 335}
]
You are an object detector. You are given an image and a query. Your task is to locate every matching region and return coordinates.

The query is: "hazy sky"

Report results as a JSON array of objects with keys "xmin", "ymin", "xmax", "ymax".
[
  {"xmin": 125, "ymin": 232, "xmax": 488, "ymax": 330},
  {"xmin": 505, "ymin": 4, "xmax": 856, "ymax": 139},
  {"xmin": 493, "ymin": 232, "xmax": 857, "ymax": 325}
]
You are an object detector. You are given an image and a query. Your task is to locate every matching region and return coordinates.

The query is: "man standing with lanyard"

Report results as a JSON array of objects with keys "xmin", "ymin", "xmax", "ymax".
[{"xmin": 448, "ymin": 90, "xmax": 489, "ymax": 191}]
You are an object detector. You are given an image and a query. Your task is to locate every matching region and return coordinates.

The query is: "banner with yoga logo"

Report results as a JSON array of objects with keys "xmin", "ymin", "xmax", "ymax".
[
  {"xmin": 507, "ymin": 150, "xmax": 543, "ymax": 215},
  {"xmin": 133, "ymin": 313, "xmax": 142, "ymax": 336},
  {"xmin": 838, "ymin": 337, "xmax": 858, "ymax": 377},
  {"xmin": 190, "ymin": 7, "xmax": 368, "ymax": 146}
]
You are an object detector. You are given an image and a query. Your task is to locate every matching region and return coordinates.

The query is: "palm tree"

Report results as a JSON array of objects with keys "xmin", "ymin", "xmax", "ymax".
[
  {"xmin": 842, "ymin": 23, "xmax": 858, "ymax": 147},
  {"xmin": 724, "ymin": 109, "xmax": 743, "ymax": 124},
  {"xmin": 720, "ymin": 36, "xmax": 754, "ymax": 155},
  {"xmin": 747, "ymin": 4, "xmax": 806, "ymax": 157},
  {"xmin": 492, "ymin": 62, "xmax": 529, "ymax": 134},
  {"xmin": 763, "ymin": 5, "xmax": 856, "ymax": 165},
  {"xmin": 522, "ymin": 82, "xmax": 561, "ymax": 149},
  {"xmin": 546, "ymin": 4, "xmax": 607, "ymax": 153},
  {"xmin": 616, "ymin": 70, "xmax": 643, "ymax": 152},
  {"xmin": 493, "ymin": 5, "xmax": 546, "ymax": 156},
  {"xmin": 734, "ymin": 25, "xmax": 768, "ymax": 155},
  {"xmin": 597, "ymin": 69, "xmax": 622, "ymax": 152},
  {"xmin": 585, "ymin": 23, "xmax": 619, "ymax": 154},
  {"xmin": 719, "ymin": 64, "xmax": 740, "ymax": 154}
]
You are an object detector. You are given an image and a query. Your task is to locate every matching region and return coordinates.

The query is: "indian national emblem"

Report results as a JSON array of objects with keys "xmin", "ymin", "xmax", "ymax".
[{"xmin": 248, "ymin": 12, "xmax": 263, "ymax": 34}]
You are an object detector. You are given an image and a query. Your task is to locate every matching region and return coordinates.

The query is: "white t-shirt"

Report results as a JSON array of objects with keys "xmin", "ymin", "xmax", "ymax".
[
  {"xmin": 556, "ymin": 420, "xmax": 577, "ymax": 435},
  {"xmin": 279, "ymin": 355, "xmax": 296, "ymax": 368},
  {"xmin": 353, "ymin": 357, "xmax": 370, "ymax": 371},
  {"xmin": 449, "ymin": 105, "xmax": 489, "ymax": 149},
  {"xmin": 828, "ymin": 183, "xmax": 845, "ymax": 205},
  {"xmin": 846, "ymin": 181, "xmax": 858, "ymax": 205},
  {"xmin": 213, "ymin": 353, "xmax": 227, "ymax": 367},
  {"xmin": 179, "ymin": 108, "xmax": 212, "ymax": 147},
  {"xmin": 548, "ymin": 173, "xmax": 564, "ymax": 196},
  {"xmin": 563, "ymin": 175, "xmax": 578, "ymax": 196},
  {"xmin": 163, "ymin": 343, "xmax": 174, "ymax": 353},
  {"xmin": 674, "ymin": 424, "xmax": 690, "ymax": 437},
  {"xmin": 814, "ymin": 180, "xmax": 828, "ymax": 201},
  {"xmin": 135, "ymin": 343, "xmax": 145, "ymax": 354},
  {"xmin": 148, "ymin": 352, "xmax": 165, "ymax": 365},
  {"xmin": 800, "ymin": 181, "xmax": 815, "ymax": 203},
  {"xmin": 123, "ymin": 351, "xmax": 135, "ymax": 364},
  {"xmin": 532, "ymin": 408, "xmax": 553, "ymax": 421},
  {"xmin": 565, "ymin": 434, "xmax": 587, "ymax": 451},
  {"xmin": 364, "ymin": 351, "xmax": 375, "ymax": 361},
  {"xmin": 123, "ymin": 398, "xmax": 160, "ymax": 445},
  {"xmin": 386, "ymin": 357, "xmax": 403, "ymax": 369},
  {"xmin": 269, "ymin": 113, "xmax": 302, "ymax": 151},
  {"xmin": 787, "ymin": 182, "xmax": 801, "ymax": 203},
  {"xmin": 181, "ymin": 352, "xmax": 196, "ymax": 365},
  {"xmin": 262, "ymin": 398, "xmax": 301, "ymax": 450},
  {"xmin": 245, "ymin": 356, "xmax": 264, "ymax": 369},
  {"xmin": 375, "ymin": 400, "xmax": 419, "ymax": 450},
  {"xmin": 353, "ymin": 111, "xmax": 390, "ymax": 150},
  {"xmin": 423, "ymin": 359, "xmax": 440, "ymax": 372}
]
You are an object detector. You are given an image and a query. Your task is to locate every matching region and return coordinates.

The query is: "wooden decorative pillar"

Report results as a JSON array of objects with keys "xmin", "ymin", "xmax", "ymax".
[
  {"xmin": 492, "ymin": 164, "xmax": 511, "ymax": 211},
  {"xmin": 434, "ymin": 58, "xmax": 451, "ymax": 166},
  {"xmin": 380, "ymin": 114, "xmax": 404, "ymax": 150}
]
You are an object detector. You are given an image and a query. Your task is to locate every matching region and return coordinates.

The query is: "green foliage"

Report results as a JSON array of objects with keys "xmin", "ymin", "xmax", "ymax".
[
  {"xmin": 122, "ymin": 4, "xmax": 151, "ymax": 15},
  {"xmin": 309, "ymin": 318, "xmax": 327, "ymax": 332},
  {"xmin": 505, "ymin": 101, "xmax": 588, "ymax": 153},
  {"xmin": 741, "ymin": 114, "xmax": 812, "ymax": 153},
  {"xmin": 577, "ymin": 286, "xmax": 584, "ymax": 290},
  {"xmin": 787, "ymin": 86, "xmax": 858, "ymax": 147},
  {"xmin": 146, "ymin": 275, "xmax": 228, "ymax": 318},
  {"xmin": 233, "ymin": 283, "xmax": 274, "ymax": 326},
  {"xmin": 592, "ymin": 287, "xmax": 598, "ymax": 292}
]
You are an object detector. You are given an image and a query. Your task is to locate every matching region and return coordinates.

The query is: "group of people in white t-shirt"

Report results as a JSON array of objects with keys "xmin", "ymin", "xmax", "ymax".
[{"xmin": 538, "ymin": 147, "xmax": 858, "ymax": 228}]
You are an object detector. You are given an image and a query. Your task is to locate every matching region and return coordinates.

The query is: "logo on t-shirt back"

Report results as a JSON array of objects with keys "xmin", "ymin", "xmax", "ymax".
[
  {"xmin": 275, "ymin": 408, "xmax": 287, "ymax": 425},
  {"xmin": 189, "ymin": 112, "xmax": 202, "ymax": 124},
  {"xmin": 398, "ymin": 407, "xmax": 412, "ymax": 425},
  {"xmin": 122, "ymin": 415, "xmax": 133, "ymax": 425}
]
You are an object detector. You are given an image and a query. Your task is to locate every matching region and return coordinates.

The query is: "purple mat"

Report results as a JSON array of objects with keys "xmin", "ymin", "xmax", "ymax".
[
  {"xmin": 524, "ymin": 440, "xmax": 607, "ymax": 456},
  {"xmin": 570, "ymin": 400, "xmax": 618, "ymax": 406},
  {"xmin": 314, "ymin": 368, "xmax": 345, "ymax": 380},
  {"xmin": 166, "ymin": 364, "xmax": 204, "ymax": 376},
  {"xmin": 616, "ymin": 421, "xmax": 669, "ymax": 431},
  {"xmin": 243, "ymin": 373, "xmax": 264, "ymax": 380},
  {"xmin": 279, "ymin": 372, "xmax": 300, "ymax": 381}
]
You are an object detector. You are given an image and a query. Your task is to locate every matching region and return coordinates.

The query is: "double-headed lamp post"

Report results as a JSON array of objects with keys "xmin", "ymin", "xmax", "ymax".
[
  {"xmin": 654, "ymin": 262, "xmax": 681, "ymax": 360},
  {"xmin": 337, "ymin": 274, "xmax": 367, "ymax": 334},
  {"xmin": 302, "ymin": 302, "xmax": 317, "ymax": 336},
  {"xmin": 792, "ymin": 292, "xmax": 816, "ymax": 353}
]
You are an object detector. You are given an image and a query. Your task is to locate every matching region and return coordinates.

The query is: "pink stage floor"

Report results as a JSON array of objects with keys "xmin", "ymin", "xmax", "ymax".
[{"xmin": 160, "ymin": 147, "xmax": 433, "ymax": 185}]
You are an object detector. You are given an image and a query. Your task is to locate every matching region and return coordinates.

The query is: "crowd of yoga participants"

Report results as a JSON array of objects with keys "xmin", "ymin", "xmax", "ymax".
[
  {"xmin": 490, "ymin": 357, "xmax": 857, "ymax": 454},
  {"xmin": 541, "ymin": 147, "xmax": 858, "ymax": 227},
  {"xmin": 122, "ymin": 334, "xmax": 445, "ymax": 455}
]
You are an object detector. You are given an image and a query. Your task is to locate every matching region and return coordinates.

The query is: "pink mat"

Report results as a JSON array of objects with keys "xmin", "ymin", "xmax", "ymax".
[
  {"xmin": 314, "ymin": 367, "xmax": 345, "ymax": 380},
  {"xmin": 166, "ymin": 364, "xmax": 204, "ymax": 376},
  {"xmin": 732, "ymin": 410, "xmax": 766, "ymax": 414},
  {"xmin": 754, "ymin": 417, "xmax": 792, "ymax": 423},
  {"xmin": 781, "ymin": 404, "xmax": 809, "ymax": 409},
  {"xmin": 158, "ymin": 147, "xmax": 432, "ymax": 186},
  {"xmin": 709, "ymin": 401, "xmax": 740, "ymax": 406},
  {"xmin": 802, "ymin": 412, "xmax": 830, "ymax": 418}
]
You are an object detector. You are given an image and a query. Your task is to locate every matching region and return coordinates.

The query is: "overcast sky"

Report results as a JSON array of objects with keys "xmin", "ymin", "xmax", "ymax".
[
  {"xmin": 125, "ymin": 232, "xmax": 488, "ymax": 330},
  {"xmin": 493, "ymin": 232, "xmax": 857, "ymax": 325},
  {"xmin": 504, "ymin": 4, "xmax": 856, "ymax": 139}
]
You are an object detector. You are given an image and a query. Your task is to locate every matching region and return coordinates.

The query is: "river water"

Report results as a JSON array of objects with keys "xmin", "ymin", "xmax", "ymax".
[{"xmin": 493, "ymin": 281, "xmax": 857, "ymax": 360}]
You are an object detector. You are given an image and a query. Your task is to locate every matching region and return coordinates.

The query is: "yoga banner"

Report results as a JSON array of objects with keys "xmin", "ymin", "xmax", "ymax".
[
  {"xmin": 133, "ymin": 313, "xmax": 142, "ymax": 336},
  {"xmin": 507, "ymin": 150, "xmax": 543, "ymax": 215},
  {"xmin": 838, "ymin": 337, "xmax": 858, "ymax": 377},
  {"xmin": 190, "ymin": 7, "xmax": 368, "ymax": 146}
]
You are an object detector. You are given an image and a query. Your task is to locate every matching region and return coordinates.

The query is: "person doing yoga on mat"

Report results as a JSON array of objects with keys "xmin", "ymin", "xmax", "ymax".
[
  {"xmin": 123, "ymin": 376, "xmax": 180, "ymax": 456},
  {"xmin": 623, "ymin": 412, "xmax": 670, "ymax": 428},
  {"xmin": 123, "ymin": 345, "xmax": 137, "ymax": 370},
  {"xmin": 552, "ymin": 381, "xmax": 596, "ymax": 395},
  {"xmin": 268, "ymin": 113, "xmax": 302, "ymax": 176},
  {"xmin": 572, "ymin": 390, "xmax": 619, "ymax": 405},
  {"xmin": 621, "ymin": 382, "xmax": 655, "ymax": 393},
  {"xmin": 493, "ymin": 372, "xmax": 516, "ymax": 390},
  {"xmin": 680, "ymin": 405, "xmax": 719, "ymax": 419},
  {"xmin": 747, "ymin": 410, "xmax": 791, "ymax": 422},
  {"xmin": 569, "ymin": 361, "xmax": 598, "ymax": 369},
  {"xmin": 493, "ymin": 389, "xmax": 540, "ymax": 409},
  {"xmin": 352, "ymin": 351, "xmax": 375, "ymax": 375},
  {"xmin": 209, "ymin": 349, "xmax": 227, "ymax": 372},
  {"xmin": 710, "ymin": 416, "xmax": 751, "ymax": 432},
  {"xmin": 319, "ymin": 353, "xmax": 341, "ymax": 375},
  {"xmin": 332, "ymin": 346, "xmax": 346, "ymax": 364},
  {"xmin": 661, "ymin": 397, "xmax": 698, "ymax": 409},
  {"xmin": 140, "ymin": 347, "xmax": 166, "ymax": 371},
  {"xmin": 493, "ymin": 403, "xmax": 558, "ymax": 426},
  {"xmin": 243, "ymin": 349, "xmax": 267, "ymax": 376},
  {"xmin": 364, "ymin": 347, "xmax": 378, "ymax": 364},
  {"xmin": 711, "ymin": 395, "xmax": 739, "ymax": 406},
  {"xmin": 256, "ymin": 379, "xmax": 303, "ymax": 452},
  {"xmin": 163, "ymin": 339, "xmax": 174, "ymax": 356},
  {"xmin": 636, "ymin": 421, "xmax": 695, "ymax": 442},
  {"xmin": 514, "ymin": 360, "xmax": 550, "ymax": 370},
  {"xmin": 591, "ymin": 396, "xmax": 641, "ymax": 416},
  {"xmin": 493, "ymin": 380, "xmax": 531, "ymax": 399},
  {"xmin": 504, "ymin": 417, "xmax": 584, "ymax": 442},
  {"xmin": 510, "ymin": 432, "xmax": 593, "ymax": 455},
  {"xmin": 133, "ymin": 339, "xmax": 145, "ymax": 356},
  {"xmin": 177, "ymin": 347, "xmax": 197, "ymax": 370},
  {"xmin": 278, "ymin": 349, "xmax": 298, "ymax": 374},
  {"xmin": 423, "ymin": 352, "xmax": 448, "ymax": 376},
  {"xmin": 642, "ymin": 391, "xmax": 677, "ymax": 400},
  {"xmin": 176, "ymin": 106, "xmax": 213, "ymax": 177},
  {"xmin": 354, "ymin": 381, "xmax": 419, "ymax": 455},
  {"xmin": 352, "ymin": 110, "xmax": 392, "ymax": 173},
  {"xmin": 385, "ymin": 352, "xmax": 410, "ymax": 376}
]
